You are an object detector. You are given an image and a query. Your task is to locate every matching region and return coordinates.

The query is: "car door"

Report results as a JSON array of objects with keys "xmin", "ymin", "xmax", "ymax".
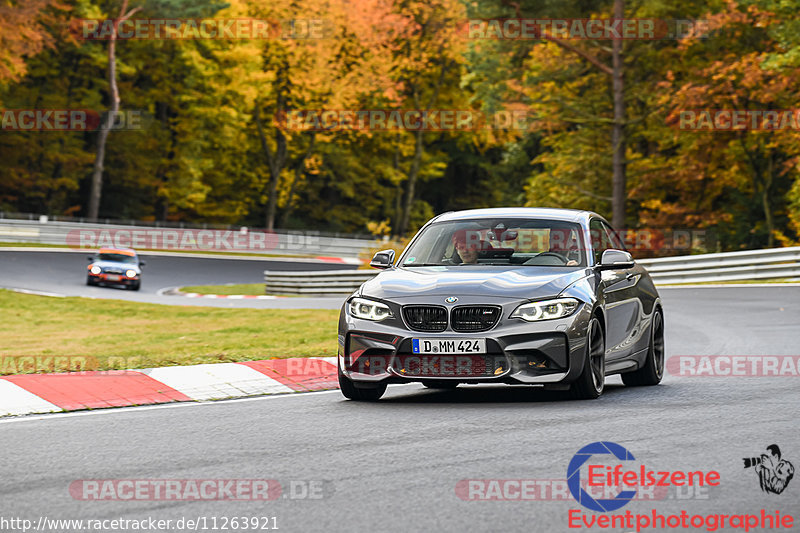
[{"xmin": 591, "ymin": 219, "xmax": 644, "ymax": 361}]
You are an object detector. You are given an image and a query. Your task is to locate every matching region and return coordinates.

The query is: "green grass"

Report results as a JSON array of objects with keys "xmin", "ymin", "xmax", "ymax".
[
  {"xmin": 0, "ymin": 289, "xmax": 339, "ymax": 374},
  {"xmin": 180, "ymin": 283, "xmax": 266, "ymax": 295},
  {"xmin": 0, "ymin": 242, "xmax": 68, "ymax": 248}
]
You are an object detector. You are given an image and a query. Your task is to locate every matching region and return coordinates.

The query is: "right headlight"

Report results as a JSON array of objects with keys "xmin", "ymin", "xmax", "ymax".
[
  {"xmin": 510, "ymin": 298, "xmax": 580, "ymax": 321},
  {"xmin": 348, "ymin": 297, "xmax": 393, "ymax": 321},
  {"xmin": 90, "ymin": 266, "xmax": 102, "ymax": 275}
]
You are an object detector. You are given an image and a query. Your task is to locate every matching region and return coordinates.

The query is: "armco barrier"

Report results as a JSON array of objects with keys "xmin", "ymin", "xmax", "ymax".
[
  {"xmin": 639, "ymin": 246, "xmax": 800, "ymax": 284},
  {"xmin": 264, "ymin": 247, "xmax": 800, "ymax": 296},
  {"xmin": 264, "ymin": 270, "xmax": 377, "ymax": 295}
]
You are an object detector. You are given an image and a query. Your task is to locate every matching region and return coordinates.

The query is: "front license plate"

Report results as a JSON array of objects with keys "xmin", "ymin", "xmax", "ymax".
[
  {"xmin": 106, "ymin": 274, "xmax": 121, "ymax": 281},
  {"xmin": 412, "ymin": 338, "xmax": 486, "ymax": 355}
]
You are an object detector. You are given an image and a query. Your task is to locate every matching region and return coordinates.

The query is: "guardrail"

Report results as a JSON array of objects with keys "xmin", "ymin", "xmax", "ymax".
[
  {"xmin": 264, "ymin": 270, "xmax": 376, "ymax": 295},
  {"xmin": 637, "ymin": 246, "xmax": 800, "ymax": 284},
  {"xmin": 0, "ymin": 217, "xmax": 375, "ymax": 259},
  {"xmin": 264, "ymin": 246, "xmax": 800, "ymax": 296}
]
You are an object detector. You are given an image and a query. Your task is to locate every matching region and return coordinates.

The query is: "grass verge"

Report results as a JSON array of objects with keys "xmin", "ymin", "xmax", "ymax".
[{"xmin": 0, "ymin": 289, "xmax": 339, "ymax": 374}]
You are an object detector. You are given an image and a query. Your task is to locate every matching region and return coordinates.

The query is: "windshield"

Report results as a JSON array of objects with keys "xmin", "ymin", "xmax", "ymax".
[
  {"xmin": 400, "ymin": 219, "xmax": 587, "ymax": 267},
  {"xmin": 96, "ymin": 253, "xmax": 137, "ymax": 264}
]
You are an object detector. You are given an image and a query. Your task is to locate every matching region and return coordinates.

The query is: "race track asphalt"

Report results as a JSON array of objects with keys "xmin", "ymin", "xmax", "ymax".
[
  {"xmin": 1, "ymin": 285, "xmax": 798, "ymax": 532},
  {"xmin": 0, "ymin": 250, "xmax": 352, "ymax": 309}
]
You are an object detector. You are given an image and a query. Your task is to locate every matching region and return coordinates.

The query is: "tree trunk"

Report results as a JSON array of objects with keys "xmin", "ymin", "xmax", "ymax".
[
  {"xmin": 610, "ymin": 0, "xmax": 627, "ymax": 230},
  {"xmin": 763, "ymin": 155, "xmax": 774, "ymax": 248},
  {"xmin": 397, "ymin": 61, "xmax": 449, "ymax": 236},
  {"xmin": 516, "ymin": 0, "xmax": 626, "ymax": 226},
  {"xmin": 254, "ymin": 102, "xmax": 287, "ymax": 231},
  {"xmin": 87, "ymin": 1, "xmax": 139, "ymax": 220},
  {"xmin": 279, "ymin": 133, "xmax": 316, "ymax": 229},
  {"xmin": 398, "ymin": 129, "xmax": 425, "ymax": 235}
]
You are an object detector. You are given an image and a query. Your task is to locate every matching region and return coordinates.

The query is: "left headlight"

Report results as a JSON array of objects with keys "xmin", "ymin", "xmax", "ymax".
[
  {"xmin": 126, "ymin": 269, "xmax": 137, "ymax": 278},
  {"xmin": 510, "ymin": 298, "xmax": 580, "ymax": 322},
  {"xmin": 348, "ymin": 297, "xmax": 392, "ymax": 321}
]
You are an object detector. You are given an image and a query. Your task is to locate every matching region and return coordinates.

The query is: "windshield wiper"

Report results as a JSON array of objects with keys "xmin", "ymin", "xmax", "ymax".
[{"xmin": 402, "ymin": 263, "xmax": 446, "ymax": 267}]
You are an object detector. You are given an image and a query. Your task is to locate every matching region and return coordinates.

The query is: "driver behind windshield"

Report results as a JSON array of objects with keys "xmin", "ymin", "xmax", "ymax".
[
  {"xmin": 548, "ymin": 229, "xmax": 580, "ymax": 266},
  {"xmin": 451, "ymin": 229, "xmax": 481, "ymax": 264}
]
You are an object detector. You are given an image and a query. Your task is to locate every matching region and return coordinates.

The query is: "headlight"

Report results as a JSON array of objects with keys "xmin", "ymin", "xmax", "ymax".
[
  {"xmin": 510, "ymin": 298, "xmax": 580, "ymax": 321},
  {"xmin": 348, "ymin": 297, "xmax": 392, "ymax": 321},
  {"xmin": 90, "ymin": 266, "xmax": 101, "ymax": 275},
  {"xmin": 126, "ymin": 269, "xmax": 137, "ymax": 278}
]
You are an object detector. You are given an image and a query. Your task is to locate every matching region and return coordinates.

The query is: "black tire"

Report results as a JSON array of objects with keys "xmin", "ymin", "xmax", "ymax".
[
  {"xmin": 86, "ymin": 276, "xmax": 96, "ymax": 286},
  {"xmin": 129, "ymin": 281, "xmax": 141, "ymax": 291},
  {"xmin": 570, "ymin": 316, "xmax": 605, "ymax": 400},
  {"xmin": 622, "ymin": 308, "xmax": 664, "ymax": 387},
  {"xmin": 338, "ymin": 368, "xmax": 386, "ymax": 401},
  {"xmin": 422, "ymin": 381, "xmax": 459, "ymax": 390}
]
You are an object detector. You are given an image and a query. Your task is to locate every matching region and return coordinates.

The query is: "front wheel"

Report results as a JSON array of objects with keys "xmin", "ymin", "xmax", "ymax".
[
  {"xmin": 338, "ymin": 368, "xmax": 386, "ymax": 401},
  {"xmin": 622, "ymin": 309, "xmax": 664, "ymax": 386},
  {"xmin": 570, "ymin": 316, "xmax": 605, "ymax": 400}
]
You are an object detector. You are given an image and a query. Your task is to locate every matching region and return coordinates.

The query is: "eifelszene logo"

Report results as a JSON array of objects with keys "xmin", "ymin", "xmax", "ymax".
[
  {"xmin": 743, "ymin": 445, "xmax": 795, "ymax": 495},
  {"xmin": 567, "ymin": 441, "xmax": 637, "ymax": 512},
  {"xmin": 567, "ymin": 441, "xmax": 721, "ymax": 513}
]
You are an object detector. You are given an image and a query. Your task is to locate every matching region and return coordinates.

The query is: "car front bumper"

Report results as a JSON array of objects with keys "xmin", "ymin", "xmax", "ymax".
[
  {"xmin": 338, "ymin": 296, "xmax": 593, "ymax": 387},
  {"xmin": 89, "ymin": 273, "xmax": 139, "ymax": 285}
]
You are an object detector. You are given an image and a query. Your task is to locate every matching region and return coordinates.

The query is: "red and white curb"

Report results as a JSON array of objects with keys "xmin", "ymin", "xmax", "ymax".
[
  {"xmin": 0, "ymin": 357, "xmax": 338, "ymax": 418},
  {"xmin": 158, "ymin": 287, "xmax": 281, "ymax": 299},
  {"xmin": 314, "ymin": 256, "xmax": 362, "ymax": 265},
  {"xmin": 181, "ymin": 293, "xmax": 279, "ymax": 300}
]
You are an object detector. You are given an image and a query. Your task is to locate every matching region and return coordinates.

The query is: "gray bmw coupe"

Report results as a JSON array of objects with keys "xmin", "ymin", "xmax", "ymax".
[{"xmin": 338, "ymin": 208, "xmax": 664, "ymax": 401}]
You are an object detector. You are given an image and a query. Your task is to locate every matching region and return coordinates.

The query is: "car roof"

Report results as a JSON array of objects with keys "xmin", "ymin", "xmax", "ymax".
[
  {"xmin": 97, "ymin": 248, "xmax": 136, "ymax": 256},
  {"xmin": 432, "ymin": 207, "xmax": 597, "ymax": 224}
]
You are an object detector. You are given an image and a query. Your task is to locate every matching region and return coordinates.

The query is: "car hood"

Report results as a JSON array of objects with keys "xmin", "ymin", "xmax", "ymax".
[
  {"xmin": 361, "ymin": 266, "xmax": 589, "ymax": 300},
  {"xmin": 91, "ymin": 260, "xmax": 139, "ymax": 272}
]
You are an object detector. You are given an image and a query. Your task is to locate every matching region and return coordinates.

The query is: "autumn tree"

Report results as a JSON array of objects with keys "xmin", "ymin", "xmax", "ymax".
[{"xmin": 0, "ymin": 0, "xmax": 68, "ymax": 86}]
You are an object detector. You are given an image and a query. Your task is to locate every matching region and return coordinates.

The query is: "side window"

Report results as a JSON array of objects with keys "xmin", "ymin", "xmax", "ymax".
[
  {"xmin": 601, "ymin": 221, "xmax": 626, "ymax": 252},
  {"xmin": 589, "ymin": 219, "xmax": 610, "ymax": 264}
]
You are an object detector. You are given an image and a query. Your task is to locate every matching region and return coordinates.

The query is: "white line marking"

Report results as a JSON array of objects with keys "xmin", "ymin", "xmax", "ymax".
[
  {"xmin": 0, "ymin": 384, "xmax": 419, "ymax": 425},
  {"xmin": 2, "ymin": 287, "xmax": 67, "ymax": 298}
]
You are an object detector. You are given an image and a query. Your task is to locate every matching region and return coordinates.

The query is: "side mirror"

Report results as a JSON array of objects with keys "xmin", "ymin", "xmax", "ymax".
[
  {"xmin": 597, "ymin": 249, "xmax": 634, "ymax": 270},
  {"xmin": 139, "ymin": 260, "xmax": 146, "ymax": 267},
  {"xmin": 87, "ymin": 256, "xmax": 94, "ymax": 261},
  {"xmin": 370, "ymin": 249, "xmax": 395, "ymax": 269}
]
